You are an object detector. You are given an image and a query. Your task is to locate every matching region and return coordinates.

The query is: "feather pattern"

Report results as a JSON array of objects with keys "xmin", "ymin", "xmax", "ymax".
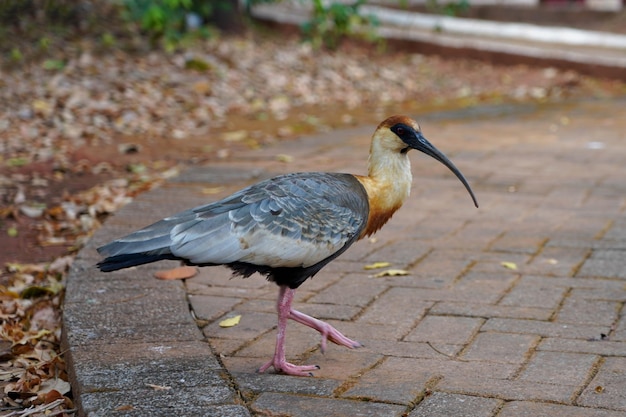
[{"xmin": 97, "ymin": 172, "xmax": 369, "ymax": 287}]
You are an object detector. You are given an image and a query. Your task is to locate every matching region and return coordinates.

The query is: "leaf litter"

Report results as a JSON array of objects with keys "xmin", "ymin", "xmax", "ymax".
[{"xmin": 0, "ymin": 170, "xmax": 174, "ymax": 414}]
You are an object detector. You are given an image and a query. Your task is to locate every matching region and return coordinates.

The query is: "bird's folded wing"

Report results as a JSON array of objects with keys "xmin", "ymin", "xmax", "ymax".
[{"xmin": 98, "ymin": 172, "xmax": 368, "ymax": 269}]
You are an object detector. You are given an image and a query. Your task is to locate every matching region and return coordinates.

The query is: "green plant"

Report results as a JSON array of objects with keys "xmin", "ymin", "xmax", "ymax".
[
  {"xmin": 426, "ymin": 0, "xmax": 470, "ymax": 17},
  {"xmin": 301, "ymin": 0, "xmax": 378, "ymax": 49},
  {"xmin": 121, "ymin": 0, "xmax": 220, "ymax": 50},
  {"xmin": 10, "ymin": 47, "xmax": 22, "ymax": 62},
  {"xmin": 101, "ymin": 32, "xmax": 116, "ymax": 47},
  {"xmin": 38, "ymin": 36, "xmax": 51, "ymax": 51}
]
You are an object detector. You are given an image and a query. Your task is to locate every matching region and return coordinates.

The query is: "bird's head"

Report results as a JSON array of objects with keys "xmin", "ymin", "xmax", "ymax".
[{"xmin": 377, "ymin": 115, "xmax": 479, "ymax": 208}]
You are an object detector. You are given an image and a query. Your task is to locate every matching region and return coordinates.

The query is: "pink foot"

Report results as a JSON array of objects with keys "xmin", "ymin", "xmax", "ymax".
[
  {"xmin": 258, "ymin": 358, "xmax": 320, "ymax": 377},
  {"xmin": 289, "ymin": 309, "xmax": 362, "ymax": 353}
]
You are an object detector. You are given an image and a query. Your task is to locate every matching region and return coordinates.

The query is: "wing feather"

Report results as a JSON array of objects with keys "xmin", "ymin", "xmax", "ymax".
[{"xmin": 98, "ymin": 172, "xmax": 369, "ymax": 270}]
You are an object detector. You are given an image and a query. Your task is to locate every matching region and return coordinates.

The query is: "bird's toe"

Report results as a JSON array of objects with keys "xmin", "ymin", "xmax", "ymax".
[{"xmin": 258, "ymin": 359, "xmax": 320, "ymax": 377}]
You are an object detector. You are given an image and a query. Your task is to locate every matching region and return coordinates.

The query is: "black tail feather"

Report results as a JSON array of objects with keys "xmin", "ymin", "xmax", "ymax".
[{"xmin": 97, "ymin": 253, "xmax": 179, "ymax": 272}]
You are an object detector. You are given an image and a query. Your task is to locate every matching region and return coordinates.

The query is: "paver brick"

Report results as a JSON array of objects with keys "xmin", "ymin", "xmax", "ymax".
[
  {"xmin": 569, "ymin": 285, "xmax": 626, "ymax": 302},
  {"xmin": 489, "ymin": 231, "xmax": 547, "ymax": 254},
  {"xmin": 482, "ymin": 318, "xmax": 611, "ymax": 340},
  {"xmin": 188, "ymin": 294, "xmax": 246, "ymax": 322},
  {"xmin": 203, "ymin": 311, "xmax": 276, "ymax": 343},
  {"xmin": 409, "ymin": 392, "xmax": 502, "ymax": 417},
  {"xmin": 469, "ymin": 253, "xmax": 531, "ymax": 275},
  {"xmin": 80, "ymin": 389, "xmax": 245, "ymax": 417},
  {"xmin": 456, "ymin": 271, "xmax": 519, "ymax": 299},
  {"xmin": 430, "ymin": 301, "xmax": 553, "ymax": 321},
  {"xmin": 252, "ymin": 392, "xmax": 405, "ymax": 417},
  {"xmin": 233, "ymin": 371, "xmax": 340, "ymax": 397},
  {"xmin": 366, "ymin": 240, "xmax": 431, "ymax": 269},
  {"xmin": 577, "ymin": 249, "xmax": 626, "ymax": 279},
  {"xmin": 556, "ymin": 297, "xmax": 620, "ymax": 327},
  {"xmin": 578, "ymin": 357, "xmax": 626, "ymax": 411},
  {"xmin": 440, "ymin": 220, "xmax": 505, "ymax": 252},
  {"xmin": 344, "ymin": 357, "xmax": 517, "ymax": 404},
  {"xmin": 356, "ymin": 287, "xmax": 434, "ymax": 339},
  {"xmin": 499, "ymin": 275, "xmax": 567, "ymax": 310},
  {"xmin": 437, "ymin": 377, "xmax": 576, "ymax": 403},
  {"xmin": 308, "ymin": 273, "xmax": 388, "ymax": 307},
  {"xmin": 518, "ymin": 351, "xmax": 598, "ymax": 386},
  {"xmin": 498, "ymin": 401, "xmax": 625, "ymax": 417},
  {"xmin": 341, "ymin": 358, "xmax": 434, "ymax": 404},
  {"xmin": 404, "ymin": 315, "xmax": 483, "ymax": 345},
  {"xmin": 538, "ymin": 338, "xmax": 626, "ymax": 356},
  {"xmin": 460, "ymin": 332, "xmax": 538, "ymax": 363},
  {"xmin": 296, "ymin": 302, "xmax": 361, "ymax": 321},
  {"xmin": 373, "ymin": 248, "xmax": 473, "ymax": 289},
  {"xmin": 305, "ymin": 349, "xmax": 384, "ymax": 380},
  {"xmin": 524, "ymin": 246, "xmax": 590, "ymax": 277},
  {"xmin": 361, "ymin": 339, "xmax": 461, "ymax": 359},
  {"xmin": 374, "ymin": 271, "xmax": 516, "ymax": 305}
]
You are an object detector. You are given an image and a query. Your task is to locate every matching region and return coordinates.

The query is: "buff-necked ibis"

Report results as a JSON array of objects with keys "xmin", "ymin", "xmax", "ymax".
[{"xmin": 97, "ymin": 115, "xmax": 478, "ymax": 376}]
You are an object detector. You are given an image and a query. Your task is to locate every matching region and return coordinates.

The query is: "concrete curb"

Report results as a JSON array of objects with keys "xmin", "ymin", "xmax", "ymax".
[
  {"xmin": 250, "ymin": 2, "xmax": 626, "ymax": 79},
  {"xmin": 62, "ymin": 167, "xmax": 270, "ymax": 417}
]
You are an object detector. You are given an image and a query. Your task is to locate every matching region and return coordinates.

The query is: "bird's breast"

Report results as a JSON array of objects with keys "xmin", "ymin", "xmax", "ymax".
[{"xmin": 354, "ymin": 174, "xmax": 410, "ymax": 237}]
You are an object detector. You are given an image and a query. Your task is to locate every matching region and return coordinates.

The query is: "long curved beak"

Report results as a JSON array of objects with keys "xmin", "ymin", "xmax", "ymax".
[{"xmin": 410, "ymin": 131, "xmax": 479, "ymax": 208}]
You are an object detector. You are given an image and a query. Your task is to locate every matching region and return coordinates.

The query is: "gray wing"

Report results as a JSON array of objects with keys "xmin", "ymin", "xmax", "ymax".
[{"xmin": 98, "ymin": 172, "xmax": 369, "ymax": 269}]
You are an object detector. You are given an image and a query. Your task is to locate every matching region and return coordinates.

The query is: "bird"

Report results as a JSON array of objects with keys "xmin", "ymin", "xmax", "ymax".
[{"xmin": 97, "ymin": 115, "xmax": 478, "ymax": 376}]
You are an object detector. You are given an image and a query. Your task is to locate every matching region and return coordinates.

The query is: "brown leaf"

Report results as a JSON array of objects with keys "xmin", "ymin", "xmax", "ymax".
[
  {"xmin": 154, "ymin": 266, "xmax": 198, "ymax": 280},
  {"xmin": 42, "ymin": 388, "xmax": 64, "ymax": 404}
]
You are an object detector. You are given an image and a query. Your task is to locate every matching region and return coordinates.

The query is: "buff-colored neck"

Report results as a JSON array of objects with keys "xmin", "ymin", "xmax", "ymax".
[{"xmin": 355, "ymin": 132, "xmax": 413, "ymax": 237}]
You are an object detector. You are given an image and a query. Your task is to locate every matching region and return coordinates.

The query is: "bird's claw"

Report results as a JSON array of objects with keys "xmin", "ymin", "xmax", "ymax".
[
  {"xmin": 319, "ymin": 327, "xmax": 362, "ymax": 354},
  {"xmin": 289, "ymin": 308, "xmax": 362, "ymax": 353},
  {"xmin": 258, "ymin": 359, "xmax": 320, "ymax": 377}
]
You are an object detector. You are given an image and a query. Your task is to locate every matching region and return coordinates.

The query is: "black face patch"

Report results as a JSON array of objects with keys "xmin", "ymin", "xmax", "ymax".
[{"xmin": 391, "ymin": 123, "xmax": 417, "ymax": 149}]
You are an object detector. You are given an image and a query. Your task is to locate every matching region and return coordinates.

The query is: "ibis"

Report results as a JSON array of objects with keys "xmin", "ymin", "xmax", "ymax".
[{"xmin": 97, "ymin": 115, "xmax": 478, "ymax": 376}]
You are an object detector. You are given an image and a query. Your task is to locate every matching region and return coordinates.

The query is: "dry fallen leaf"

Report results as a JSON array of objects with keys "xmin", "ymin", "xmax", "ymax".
[
  {"xmin": 39, "ymin": 378, "xmax": 71, "ymax": 395},
  {"xmin": 115, "ymin": 405, "xmax": 135, "ymax": 412},
  {"xmin": 364, "ymin": 262, "xmax": 391, "ymax": 270},
  {"xmin": 373, "ymin": 269, "xmax": 410, "ymax": 278},
  {"xmin": 202, "ymin": 186, "xmax": 225, "ymax": 195},
  {"xmin": 221, "ymin": 130, "xmax": 248, "ymax": 142},
  {"xmin": 276, "ymin": 154, "xmax": 293, "ymax": 163},
  {"xmin": 501, "ymin": 261, "xmax": 518, "ymax": 270},
  {"xmin": 219, "ymin": 315, "xmax": 242, "ymax": 328},
  {"xmin": 146, "ymin": 383, "xmax": 171, "ymax": 391},
  {"xmin": 154, "ymin": 266, "xmax": 198, "ymax": 280}
]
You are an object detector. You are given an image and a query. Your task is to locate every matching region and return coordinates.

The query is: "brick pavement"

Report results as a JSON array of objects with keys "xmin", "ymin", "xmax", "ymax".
[{"xmin": 64, "ymin": 98, "xmax": 626, "ymax": 416}]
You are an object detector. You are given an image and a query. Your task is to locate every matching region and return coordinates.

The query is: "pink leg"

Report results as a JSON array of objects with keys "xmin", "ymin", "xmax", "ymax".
[{"xmin": 258, "ymin": 286, "xmax": 321, "ymax": 376}]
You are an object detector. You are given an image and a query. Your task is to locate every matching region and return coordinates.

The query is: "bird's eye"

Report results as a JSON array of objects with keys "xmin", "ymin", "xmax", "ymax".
[{"xmin": 396, "ymin": 127, "xmax": 405, "ymax": 135}]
